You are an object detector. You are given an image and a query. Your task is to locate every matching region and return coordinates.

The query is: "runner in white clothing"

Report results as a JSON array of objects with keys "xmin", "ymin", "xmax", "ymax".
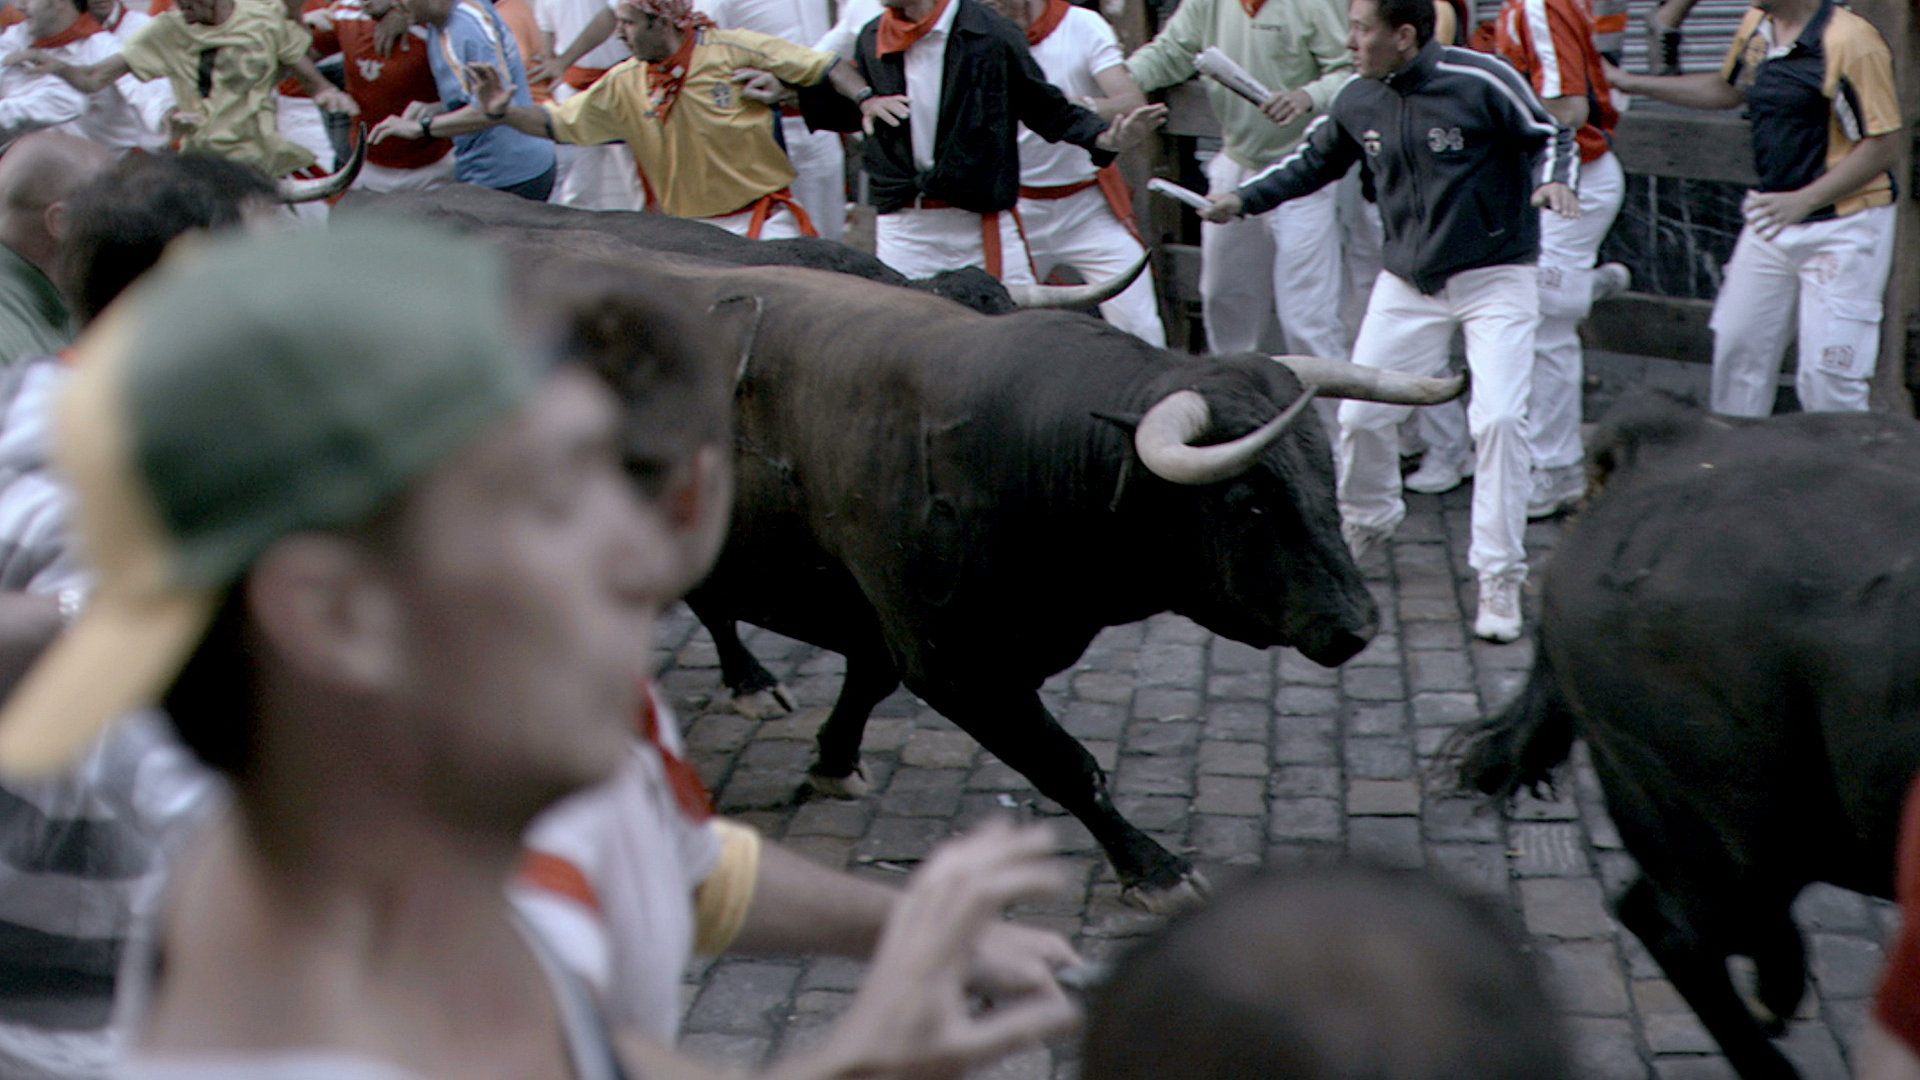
[
  {"xmin": 0, "ymin": 0, "xmax": 171, "ymax": 153},
  {"xmin": 534, "ymin": 0, "xmax": 643, "ymax": 208},
  {"xmin": 990, "ymin": 0, "xmax": 1164, "ymax": 345}
]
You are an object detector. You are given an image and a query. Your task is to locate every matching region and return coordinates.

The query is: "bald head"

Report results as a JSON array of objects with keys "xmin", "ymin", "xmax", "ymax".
[{"xmin": 0, "ymin": 131, "xmax": 112, "ymax": 274}]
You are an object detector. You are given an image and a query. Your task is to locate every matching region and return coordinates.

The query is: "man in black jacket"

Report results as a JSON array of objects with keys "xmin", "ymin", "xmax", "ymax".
[
  {"xmin": 803, "ymin": 0, "xmax": 1161, "ymax": 282},
  {"xmin": 1204, "ymin": 0, "xmax": 1576, "ymax": 644}
]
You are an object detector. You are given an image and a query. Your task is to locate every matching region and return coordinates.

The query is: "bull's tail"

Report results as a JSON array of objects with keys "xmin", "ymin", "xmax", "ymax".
[{"xmin": 1446, "ymin": 646, "xmax": 1576, "ymax": 805}]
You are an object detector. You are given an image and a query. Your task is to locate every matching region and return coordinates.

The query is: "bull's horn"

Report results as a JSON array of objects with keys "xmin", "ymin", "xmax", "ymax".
[
  {"xmin": 1134, "ymin": 386, "xmax": 1316, "ymax": 485},
  {"xmin": 276, "ymin": 125, "xmax": 367, "ymax": 204},
  {"xmin": 1004, "ymin": 251, "xmax": 1149, "ymax": 310},
  {"xmin": 1268, "ymin": 354, "xmax": 1466, "ymax": 404}
]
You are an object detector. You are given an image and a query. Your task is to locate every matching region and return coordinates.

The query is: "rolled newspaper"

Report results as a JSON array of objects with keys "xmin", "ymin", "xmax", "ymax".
[
  {"xmin": 1148, "ymin": 178, "xmax": 1213, "ymax": 213},
  {"xmin": 1196, "ymin": 46, "xmax": 1274, "ymax": 106}
]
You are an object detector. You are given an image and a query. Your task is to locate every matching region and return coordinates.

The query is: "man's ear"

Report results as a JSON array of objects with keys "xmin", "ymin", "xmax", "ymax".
[
  {"xmin": 42, "ymin": 200, "xmax": 67, "ymax": 243},
  {"xmin": 1396, "ymin": 21, "xmax": 1419, "ymax": 54},
  {"xmin": 246, "ymin": 536, "xmax": 403, "ymax": 691}
]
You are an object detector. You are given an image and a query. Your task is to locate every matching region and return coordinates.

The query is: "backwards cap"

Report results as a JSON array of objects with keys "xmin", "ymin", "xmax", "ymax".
[{"xmin": 0, "ymin": 223, "xmax": 536, "ymax": 775}]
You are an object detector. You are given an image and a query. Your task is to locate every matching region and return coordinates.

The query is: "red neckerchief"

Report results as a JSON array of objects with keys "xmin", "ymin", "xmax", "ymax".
[
  {"xmin": 1025, "ymin": 0, "xmax": 1067, "ymax": 44},
  {"xmin": 635, "ymin": 683, "xmax": 714, "ymax": 822},
  {"xmin": 1240, "ymin": 0, "xmax": 1265, "ymax": 16},
  {"xmin": 876, "ymin": 0, "xmax": 950, "ymax": 57},
  {"xmin": 34, "ymin": 12, "xmax": 102, "ymax": 48},
  {"xmin": 647, "ymin": 17, "xmax": 713, "ymax": 122}
]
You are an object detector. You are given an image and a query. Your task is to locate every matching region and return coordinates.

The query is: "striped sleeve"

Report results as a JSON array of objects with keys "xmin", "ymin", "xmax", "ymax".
[
  {"xmin": 1236, "ymin": 109, "xmax": 1360, "ymax": 216},
  {"xmin": 1722, "ymin": 7, "xmax": 1764, "ymax": 85},
  {"xmin": 1436, "ymin": 49, "xmax": 1577, "ymax": 189}
]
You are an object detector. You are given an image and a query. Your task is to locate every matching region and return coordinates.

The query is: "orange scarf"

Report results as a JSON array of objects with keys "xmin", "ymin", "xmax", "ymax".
[
  {"xmin": 876, "ymin": 0, "xmax": 950, "ymax": 57},
  {"xmin": 1024, "ymin": 0, "xmax": 1067, "ymax": 43},
  {"xmin": 34, "ymin": 11, "xmax": 101, "ymax": 48},
  {"xmin": 647, "ymin": 17, "xmax": 712, "ymax": 122}
]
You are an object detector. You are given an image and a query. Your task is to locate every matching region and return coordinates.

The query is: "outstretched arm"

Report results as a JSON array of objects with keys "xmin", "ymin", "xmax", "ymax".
[
  {"xmin": 371, "ymin": 60, "xmax": 552, "ymax": 141},
  {"xmin": 1603, "ymin": 60, "xmax": 1742, "ymax": 110},
  {"xmin": 286, "ymin": 55, "xmax": 360, "ymax": 115},
  {"xmin": 535, "ymin": 6, "xmax": 614, "ymax": 83},
  {"xmin": 7, "ymin": 50, "xmax": 131, "ymax": 94}
]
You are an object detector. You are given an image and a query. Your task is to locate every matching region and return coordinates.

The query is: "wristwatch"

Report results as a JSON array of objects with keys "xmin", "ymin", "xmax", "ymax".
[
  {"xmin": 420, "ymin": 112, "xmax": 435, "ymax": 138},
  {"xmin": 852, "ymin": 85, "xmax": 876, "ymax": 105}
]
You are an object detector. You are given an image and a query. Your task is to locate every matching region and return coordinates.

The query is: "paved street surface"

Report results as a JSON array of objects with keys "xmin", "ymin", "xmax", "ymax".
[{"xmin": 654, "ymin": 376, "xmax": 1895, "ymax": 1080}]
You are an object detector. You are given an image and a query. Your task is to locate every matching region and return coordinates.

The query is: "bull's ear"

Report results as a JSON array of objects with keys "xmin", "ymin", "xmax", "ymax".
[
  {"xmin": 709, "ymin": 293, "xmax": 764, "ymax": 391},
  {"xmin": 1090, "ymin": 409, "xmax": 1141, "ymax": 432}
]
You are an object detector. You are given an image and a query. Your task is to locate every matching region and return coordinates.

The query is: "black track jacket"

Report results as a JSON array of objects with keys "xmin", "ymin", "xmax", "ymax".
[
  {"xmin": 1238, "ymin": 39, "xmax": 1579, "ymax": 294},
  {"xmin": 800, "ymin": 0, "xmax": 1114, "ymax": 214}
]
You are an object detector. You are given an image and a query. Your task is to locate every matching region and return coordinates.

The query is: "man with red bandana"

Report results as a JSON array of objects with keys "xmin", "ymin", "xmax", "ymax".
[{"xmin": 409, "ymin": 0, "xmax": 898, "ymax": 237}]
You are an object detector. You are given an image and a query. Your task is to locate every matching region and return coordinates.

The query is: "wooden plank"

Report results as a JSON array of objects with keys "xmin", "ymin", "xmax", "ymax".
[
  {"xmin": 1851, "ymin": 0, "xmax": 1917, "ymax": 414},
  {"xmin": 1609, "ymin": 109, "xmax": 1757, "ymax": 185}
]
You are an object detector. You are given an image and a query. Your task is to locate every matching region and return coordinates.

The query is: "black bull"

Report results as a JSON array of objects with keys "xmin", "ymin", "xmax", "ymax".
[
  {"xmin": 1453, "ymin": 390, "xmax": 1920, "ymax": 1079},
  {"xmin": 339, "ymin": 197, "xmax": 1459, "ymax": 909}
]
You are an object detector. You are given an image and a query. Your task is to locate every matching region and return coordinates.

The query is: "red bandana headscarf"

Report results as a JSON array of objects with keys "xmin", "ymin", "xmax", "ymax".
[{"xmin": 626, "ymin": 0, "xmax": 713, "ymax": 121}]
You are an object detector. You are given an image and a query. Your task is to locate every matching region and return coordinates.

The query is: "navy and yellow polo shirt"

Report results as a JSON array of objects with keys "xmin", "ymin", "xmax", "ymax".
[{"xmin": 1721, "ymin": 0, "xmax": 1900, "ymax": 219}]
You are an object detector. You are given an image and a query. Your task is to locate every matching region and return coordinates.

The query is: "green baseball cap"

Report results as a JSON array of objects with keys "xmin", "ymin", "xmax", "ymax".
[{"xmin": 0, "ymin": 223, "xmax": 538, "ymax": 775}]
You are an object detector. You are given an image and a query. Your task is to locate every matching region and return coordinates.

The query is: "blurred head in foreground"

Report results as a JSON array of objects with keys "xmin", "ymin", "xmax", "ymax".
[{"xmin": 1083, "ymin": 863, "xmax": 1573, "ymax": 1080}]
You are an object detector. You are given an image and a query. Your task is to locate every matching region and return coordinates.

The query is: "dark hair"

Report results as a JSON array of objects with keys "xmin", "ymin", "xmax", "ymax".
[
  {"xmin": 1082, "ymin": 865, "xmax": 1573, "ymax": 1080},
  {"xmin": 56, "ymin": 152, "xmax": 274, "ymax": 325},
  {"xmin": 161, "ymin": 586, "xmax": 257, "ymax": 780},
  {"xmin": 1375, "ymin": 0, "xmax": 1434, "ymax": 46}
]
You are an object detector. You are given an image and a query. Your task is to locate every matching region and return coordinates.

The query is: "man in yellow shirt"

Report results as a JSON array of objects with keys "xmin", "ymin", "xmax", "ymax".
[
  {"xmin": 397, "ymin": 0, "xmax": 898, "ymax": 236},
  {"xmin": 12, "ymin": 0, "xmax": 357, "ymax": 179}
]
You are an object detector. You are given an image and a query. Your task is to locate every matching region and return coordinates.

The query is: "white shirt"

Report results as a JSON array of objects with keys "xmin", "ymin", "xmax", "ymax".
[
  {"xmin": 903, "ymin": 0, "xmax": 958, "ymax": 173},
  {"xmin": 537, "ymin": 0, "xmax": 628, "ymax": 71},
  {"xmin": 1018, "ymin": 5, "xmax": 1120, "ymax": 186},
  {"xmin": 0, "ymin": 24, "xmax": 170, "ymax": 152},
  {"xmin": 814, "ymin": 0, "xmax": 879, "ymax": 58},
  {"xmin": 698, "ymin": 0, "xmax": 832, "ymax": 51}
]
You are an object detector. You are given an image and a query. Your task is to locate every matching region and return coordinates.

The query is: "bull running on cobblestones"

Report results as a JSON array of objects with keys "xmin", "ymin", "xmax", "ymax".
[
  {"xmin": 1453, "ymin": 389, "xmax": 1920, "ymax": 1079},
  {"xmin": 478, "ymin": 246, "xmax": 1457, "ymax": 913}
]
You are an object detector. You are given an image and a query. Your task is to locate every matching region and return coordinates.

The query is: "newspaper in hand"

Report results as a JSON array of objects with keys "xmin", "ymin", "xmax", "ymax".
[
  {"xmin": 1148, "ymin": 178, "xmax": 1214, "ymax": 213},
  {"xmin": 1195, "ymin": 47, "xmax": 1275, "ymax": 107}
]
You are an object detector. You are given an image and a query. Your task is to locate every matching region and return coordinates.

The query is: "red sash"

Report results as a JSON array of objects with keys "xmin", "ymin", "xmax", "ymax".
[
  {"xmin": 1024, "ymin": 0, "xmax": 1067, "ymax": 44},
  {"xmin": 744, "ymin": 187, "xmax": 819, "ymax": 239},
  {"xmin": 34, "ymin": 12, "xmax": 102, "ymax": 49},
  {"xmin": 1019, "ymin": 164, "xmax": 1142, "ymax": 243},
  {"xmin": 876, "ymin": 0, "xmax": 950, "ymax": 56},
  {"xmin": 562, "ymin": 64, "xmax": 606, "ymax": 90}
]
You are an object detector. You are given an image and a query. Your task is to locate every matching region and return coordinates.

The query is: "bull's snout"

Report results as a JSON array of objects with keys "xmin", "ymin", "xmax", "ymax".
[{"xmin": 1291, "ymin": 606, "xmax": 1378, "ymax": 667}]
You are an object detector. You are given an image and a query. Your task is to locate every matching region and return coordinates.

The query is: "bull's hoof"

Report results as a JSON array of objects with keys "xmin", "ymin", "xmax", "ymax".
[
  {"xmin": 807, "ymin": 761, "xmax": 871, "ymax": 799},
  {"xmin": 730, "ymin": 685, "xmax": 797, "ymax": 720},
  {"xmin": 1119, "ymin": 869, "xmax": 1213, "ymax": 915}
]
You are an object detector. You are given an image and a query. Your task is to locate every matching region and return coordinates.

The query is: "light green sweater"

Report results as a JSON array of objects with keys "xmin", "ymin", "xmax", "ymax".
[
  {"xmin": 0, "ymin": 245, "xmax": 70, "ymax": 369},
  {"xmin": 1127, "ymin": 0, "xmax": 1355, "ymax": 169}
]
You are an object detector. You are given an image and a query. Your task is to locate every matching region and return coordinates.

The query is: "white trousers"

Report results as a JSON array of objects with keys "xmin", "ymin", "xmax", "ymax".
[
  {"xmin": 550, "ymin": 82, "xmax": 644, "ymax": 211},
  {"xmin": 1200, "ymin": 153, "xmax": 1347, "ymax": 360},
  {"xmin": 1019, "ymin": 184, "xmax": 1165, "ymax": 346},
  {"xmin": 1529, "ymin": 150, "xmax": 1624, "ymax": 469},
  {"xmin": 1340, "ymin": 264, "xmax": 1537, "ymax": 579},
  {"xmin": 784, "ymin": 116, "xmax": 845, "ymax": 243},
  {"xmin": 875, "ymin": 206, "xmax": 1038, "ymax": 285},
  {"xmin": 704, "ymin": 200, "xmax": 806, "ymax": 239},
  {"xmin": 1709, "ymin": 202, "xmax": 1896, "ymax": 416},
  {"xmin": 353, "ymin": 153, "xmax": 457, "ymax": 193}
]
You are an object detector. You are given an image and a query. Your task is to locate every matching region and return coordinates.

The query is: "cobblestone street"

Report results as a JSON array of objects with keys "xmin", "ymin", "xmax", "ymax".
[{"xmin": 654, "ymin": 480, "xmax": 1896, "ymax": 1080}]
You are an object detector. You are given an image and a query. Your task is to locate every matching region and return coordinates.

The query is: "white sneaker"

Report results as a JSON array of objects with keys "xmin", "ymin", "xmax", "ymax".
[
  {"xmin": 1475, "ymin": 573, "xmax": 1524, "ymax": 642},
  {"xmin": 1404, "ymin": 453, "xmax": 1473, "ymax": 495},
  {"xmin": 1591, "ymin": 262, "xmax": 1632, "ymax": 304},
  {"xmin": 1527, "ymin": 464, "xmax": 1587, "ymax": 520},
  {"xmin": 1341, "ymin": 518, "xmax": 1399, "ymax": 563}
]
